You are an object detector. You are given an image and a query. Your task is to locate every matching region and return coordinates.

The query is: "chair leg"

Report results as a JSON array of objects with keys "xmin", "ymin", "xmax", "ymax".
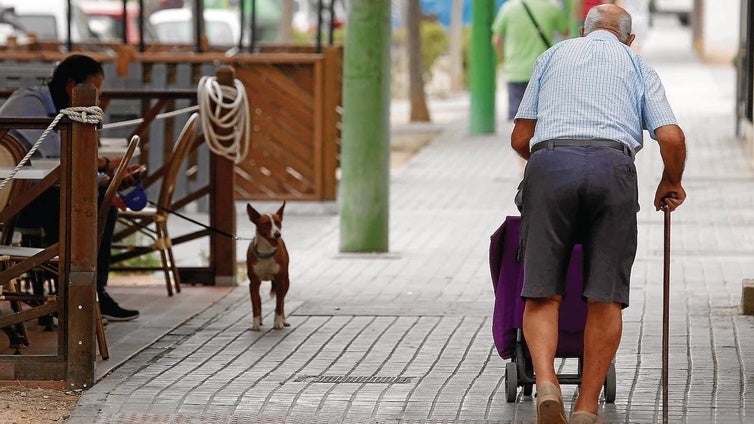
[
  {"xmin": 154, "ymin": 224, "xmax": 174, "ymax": 297},
  {"xmin": 0, "ymin": 281, "xmax": 29, "ymax": 355},
  {"xmin": 94, "ymin": 293, "xmax": 109, "ymax": 360},
  {"xmin": 21, "ymin": 231, "xmax": 55, "ymax": 330},
  {"xmin": 6, "ymin": 279, "xmax": 29, "ymax": 348},
  {"xmin": 157, "ymin": 221, "xmax": 181, "ymax": 295},
  {"xmin": 163, "ymin": 224, "xmax": 181, "ymax": 294},
  {"xmin": 31, "ymin": 273, "xmax": 56, "ymax": 331}
]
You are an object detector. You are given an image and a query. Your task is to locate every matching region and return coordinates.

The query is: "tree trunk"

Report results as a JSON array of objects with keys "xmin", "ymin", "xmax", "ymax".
[
  {"xmin": 407, "ymin": 0, "xmax": 431, "ymax": 122},
  {"xmin": 279, "ymin": 0, "xmax": 294, "ymax": 44},
  {"xmin": 469, "ymin": 0, "xmax": 496, "ymax": 134},
  {"xmin": 449, "ymin": 0, "xmax": 464, "ymax": 92},
  {"xmin": 340, "ymin": 0, "xmax": 391, "ymax": 252}
]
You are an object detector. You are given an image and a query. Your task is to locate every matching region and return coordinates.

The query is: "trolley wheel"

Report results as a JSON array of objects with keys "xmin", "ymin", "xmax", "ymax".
[
  {"xmin": 523, "ymin": 384, "xmax": 533, "ymax": 397},
  {"xmin": 505, "ymin": 361, "xmax": 518, "ymax": 402},
  {"xmin": 604, "ymin": 362, "xmax": 616, "ymax": 403}
]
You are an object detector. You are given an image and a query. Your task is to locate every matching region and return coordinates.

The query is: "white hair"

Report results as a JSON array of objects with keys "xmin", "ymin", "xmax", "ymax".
[{"xmin": 584, "ymin": 5, "xmax": 632, "ymax": 43}]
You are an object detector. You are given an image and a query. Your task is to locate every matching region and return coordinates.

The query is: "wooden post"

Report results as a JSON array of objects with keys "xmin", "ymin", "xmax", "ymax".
[
  {"xmin": 141, "ymin": 63, "xmax": 154, "ymax": 168},
  {"xmin": 209, "ymin": 66, "xmax": 238, "ymax": 286},
  {"xmin": 321, "ymin": 46, "xmax": 342, "ymax": 200},
  {"xmin": 65, "ymin": 83, "xmax": 99, "ymax": 389}
]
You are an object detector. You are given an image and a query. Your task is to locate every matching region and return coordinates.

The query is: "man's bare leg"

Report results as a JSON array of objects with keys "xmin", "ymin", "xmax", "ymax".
[
  {"xmin": 523, "ymin": 296, "xmax": 562, "ymax": 387},
  {"xmin": 573, "ymin": 300, "xmax": 623, "ymax": 414},
  {"xmin": 524, "ymin": 296, "xmax": 568, "ymax": 423}
]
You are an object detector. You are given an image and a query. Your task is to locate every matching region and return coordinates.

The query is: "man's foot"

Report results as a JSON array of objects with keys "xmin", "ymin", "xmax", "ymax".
[
  {"xmin": 536, "ymin": 382, "xmax": 567, "ymax": 424},
  {"xmin": 98, "ymin": 291, "xmax": 139, "ymax": 322},
  {"xmin": 570, "ymin": 411, "xmax": 604, "ymax": 424}
]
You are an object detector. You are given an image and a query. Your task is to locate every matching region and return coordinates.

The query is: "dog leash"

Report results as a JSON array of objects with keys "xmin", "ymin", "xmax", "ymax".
[{"xmin": 146, "ymin": 200, "xmax": 253, "ymax": 241}]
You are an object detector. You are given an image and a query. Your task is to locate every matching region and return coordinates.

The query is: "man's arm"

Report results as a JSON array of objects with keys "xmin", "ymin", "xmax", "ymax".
[
  {"xmin": 653, "ymin": 124, "xmax": 686, "ymax": 211},
  {"xmin": 511, "ymin": 118, "xmax": 536, "ymax": 160}
]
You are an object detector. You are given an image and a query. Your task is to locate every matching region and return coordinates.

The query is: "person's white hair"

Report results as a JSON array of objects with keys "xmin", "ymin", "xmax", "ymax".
[{"xmin": 583, "ymin": 5, "xmax": 632, "ymax": 43}]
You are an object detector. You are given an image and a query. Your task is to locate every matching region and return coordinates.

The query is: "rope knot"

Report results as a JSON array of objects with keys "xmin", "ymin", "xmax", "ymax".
[
  {"xmin": 0, "ymin": 106, "xmax": 106, "ymax": 194},
  {"xmin": 61, "ymin": 106, "xmax": 105, "ymax": 127}
]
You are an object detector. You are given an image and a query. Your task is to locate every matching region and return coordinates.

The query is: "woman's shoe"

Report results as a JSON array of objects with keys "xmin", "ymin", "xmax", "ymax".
[
  {"xmin": 98, "ymin": 290, "xmax": 139, "ymax": 322},
  {"xmin": 536, "ymin": 382, "xmax": 567, "ymax": 424}
]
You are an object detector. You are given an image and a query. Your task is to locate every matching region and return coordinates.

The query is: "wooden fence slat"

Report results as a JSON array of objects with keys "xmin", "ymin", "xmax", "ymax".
[
  {"xmin": 312, "ymin": 60, "xmax": 324, "ymax": 202},
  {"xmin": 245, "ymin": 64, "xmax": 315, "ymax": 107},
  {"xmin": 239, "ymin": 68, "xmax": 315, "ymax": 134},
  {"xmin": 247, "ymin": 91, "xmax": 315, "ymax": 157},
  {"xmin": 250, "ymin": 113, "xmax": 314, "ymax": 173}
]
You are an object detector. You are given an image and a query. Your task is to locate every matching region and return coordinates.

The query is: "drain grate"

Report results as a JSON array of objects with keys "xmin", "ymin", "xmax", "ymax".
[{"xmin": 294, "ymin": 375, "xmax": 413, "ymax": 384}]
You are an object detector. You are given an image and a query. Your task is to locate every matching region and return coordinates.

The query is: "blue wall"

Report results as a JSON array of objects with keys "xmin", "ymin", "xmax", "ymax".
[{"xmin": 420, "ymin": 0, "xmax": 507, "ymax": 27}]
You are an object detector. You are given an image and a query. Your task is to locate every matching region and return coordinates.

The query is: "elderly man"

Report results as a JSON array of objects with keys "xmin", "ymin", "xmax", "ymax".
[{"xmin": 511, "ymin": 5, "xmax": 686, "ymax": 424}]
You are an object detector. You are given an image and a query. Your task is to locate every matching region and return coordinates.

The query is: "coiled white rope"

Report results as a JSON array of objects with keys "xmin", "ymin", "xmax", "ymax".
[
  {"xmin": 197, "ymin": 75, "xmax": 250, "ymax": 164},
  {"xmin": 0, "ymin": 106, "xmax": 104, "ymax": 193}
]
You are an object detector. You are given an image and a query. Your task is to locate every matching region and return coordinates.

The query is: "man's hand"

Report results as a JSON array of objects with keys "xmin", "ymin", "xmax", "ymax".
[
  {"xmin": 654, "ymin": 178, "xmax": 685, "ymax": 212},
  {"xmin": 654, "ymin": 124, "xmax": 686, "ymax": 212}
]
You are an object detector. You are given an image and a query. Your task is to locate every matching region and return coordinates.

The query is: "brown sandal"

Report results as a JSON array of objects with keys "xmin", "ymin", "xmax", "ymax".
[
  {"xmin": 536, "ymin": 382, "xmax": 567, "ymax": 424},
  {"xmin": 570, "ymin": 411, "xmax": 604, "ymax": 424}
]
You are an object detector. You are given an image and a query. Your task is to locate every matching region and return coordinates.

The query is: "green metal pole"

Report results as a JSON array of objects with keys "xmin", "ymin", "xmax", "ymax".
[
  {"xmin": 469, "ymin": 0, "xmax": 496, "ymax": 134},
  {"xmin": 339, "ymin": 0, "xmax": 391, "ymax": 252},
  {"xmin": 566, "ymin": 0, "xmax": 581, "ymax": 37}
]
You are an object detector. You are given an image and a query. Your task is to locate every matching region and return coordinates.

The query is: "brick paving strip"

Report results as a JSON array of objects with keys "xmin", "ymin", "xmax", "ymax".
[{"xmin": 70, "ymin": 23, "xmax": 754, "ymax": 424}]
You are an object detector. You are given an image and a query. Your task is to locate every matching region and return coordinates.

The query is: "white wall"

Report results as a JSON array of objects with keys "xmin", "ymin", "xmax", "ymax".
[{"xmin": 698, "ymin": 0, "xmax": 740, "ymax": 63}]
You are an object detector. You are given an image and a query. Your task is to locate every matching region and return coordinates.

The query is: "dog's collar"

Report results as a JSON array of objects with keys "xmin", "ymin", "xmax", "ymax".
[{"xmin": 251, "ymin": 237, "xmax": 278, "ymax": 259}]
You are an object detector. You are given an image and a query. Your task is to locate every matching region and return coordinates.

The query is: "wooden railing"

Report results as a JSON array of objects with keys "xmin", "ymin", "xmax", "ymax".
[
  {"xmin": 0, "ymin": 47, "xmax": 343, "ymax": 289},
  {"xmin": 0, "ymin": 84, "xmax": 99, "ymax": 388},
  {"xmin": 0, "ymin": 46, "xmax": 343, "ymax": 201}
]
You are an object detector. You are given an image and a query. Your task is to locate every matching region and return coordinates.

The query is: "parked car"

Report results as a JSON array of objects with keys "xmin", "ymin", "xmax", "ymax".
[
  {"xmin": 79, "ymin": 1, "xmax": 157, "ymax": 44},
  {"xmin": 651, "ymin": 0, "xmax": 692, "ymax": 26},
  {"xmin": 232, "ymin": 0, "xmax": 282, "ymax": 42},
  {"xmin": 0, "ymin": 6, "xmax": 29, "ymax": 44},
  {"xmin": 0, "ymin": 0, "xmax": 92, "ymax": 42},
  {"xmin": 149, "ymin": 8, "xmax": 241, "ymax": 46},
  {"xmin": 293, "ymin": 0, "xmax": 346, "ymax": 33},
  {"xmin": 150, "ymin": 2, "xmax": 281, "ymax": 46}
]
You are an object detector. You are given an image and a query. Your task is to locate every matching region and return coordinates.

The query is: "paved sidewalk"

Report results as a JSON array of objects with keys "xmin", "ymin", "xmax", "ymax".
[{"xmin": 70, "ymin": 19, "xmax": 754, "ymax": 423}]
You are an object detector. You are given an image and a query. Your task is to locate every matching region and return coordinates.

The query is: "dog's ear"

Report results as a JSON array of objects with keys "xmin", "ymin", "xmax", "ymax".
[
  {"xmin": 247, "ymin": 203, "xmax": 261, "ymax": 223},
  {"xmin": 276, "ymin": 201, "xmax": 286, "ymax": 220}
]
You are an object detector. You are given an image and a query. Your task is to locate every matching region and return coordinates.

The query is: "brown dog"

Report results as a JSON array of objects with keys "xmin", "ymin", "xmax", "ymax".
[{"xmin": 246, "ymin": 202, "xmax": 290, "ymax": 331}]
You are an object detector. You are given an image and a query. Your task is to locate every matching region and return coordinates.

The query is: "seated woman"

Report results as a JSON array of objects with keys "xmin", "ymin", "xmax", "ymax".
[{"xmin": 0, "ymin": 54, "xmax": 141, "ymax": 322}]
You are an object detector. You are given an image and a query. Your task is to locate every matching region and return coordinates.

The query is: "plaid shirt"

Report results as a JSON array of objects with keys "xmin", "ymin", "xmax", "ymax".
[{"xmin": 515, "ymin": 30, "xmax": 677, "ymax": 153}]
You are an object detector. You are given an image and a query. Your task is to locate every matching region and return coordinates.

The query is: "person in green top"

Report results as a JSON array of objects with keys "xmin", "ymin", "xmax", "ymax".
[{"xmin": 491, "ymin": 0, "xmax": 569, "ymax": 120}]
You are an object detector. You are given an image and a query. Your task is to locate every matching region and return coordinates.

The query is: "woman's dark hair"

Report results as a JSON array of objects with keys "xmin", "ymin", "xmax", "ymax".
[{"xmin": 47, "ymin": 54, "xmax": 104, "ymax": 111}]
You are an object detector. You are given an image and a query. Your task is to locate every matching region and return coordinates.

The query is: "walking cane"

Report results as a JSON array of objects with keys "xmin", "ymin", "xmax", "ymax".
[{"xmin": 662, "ymin": 193, "xmax": 676, "ymax": 424}]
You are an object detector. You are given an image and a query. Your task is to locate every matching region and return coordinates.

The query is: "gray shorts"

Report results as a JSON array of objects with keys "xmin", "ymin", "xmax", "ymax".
[
  {"xmin": 519, "ymin": 142, "xmax": 639, "ymax": 308},
  {"xmin": 507, "ymin": 82, "xmax": 528, "ymax": 121}
]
